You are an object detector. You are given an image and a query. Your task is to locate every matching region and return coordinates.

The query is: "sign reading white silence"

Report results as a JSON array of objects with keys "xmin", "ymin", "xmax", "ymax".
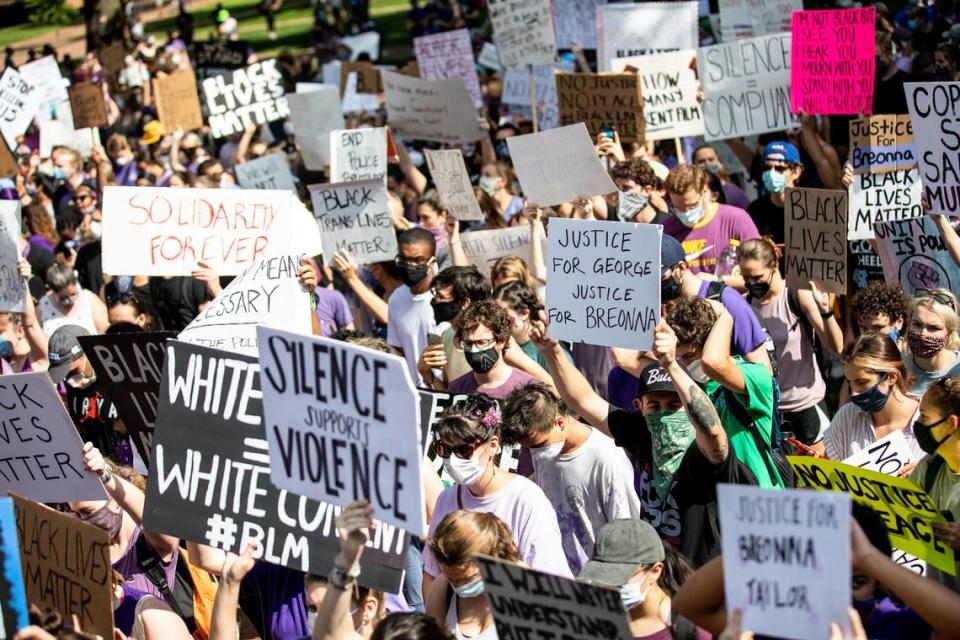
[
  {"xmin": 258, "ymin": 327, "xmax": 425, "ymax": 536},
  {"xmin": 308, "ymin": 178, "xmax": 398, "ymax": 263},
  {"xmin": 329, "ymin": 127, "xmax": 387, "ymax": 183},
  {"xmin": 847, "ymin": 169, "xmax": 922, "ymax": 241},
  {"xmin": 546, "ymin": 218, "xmax": 660, "ymax": 350},
  {"xmin": 718, "ymin": 485, "xmax": 851, "ymax": 640},
  {"xmin": 0, "ymin": 201, "xmax": 24, "ymax": 313},
  {"xmin": 904, "ymin": 82, "xmax": 960, "ymax": 215}
]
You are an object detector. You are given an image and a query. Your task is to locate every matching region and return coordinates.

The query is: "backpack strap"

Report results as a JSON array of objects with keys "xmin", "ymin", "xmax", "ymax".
[
  {"xmin": 705, "ymin": 281, "xmax": 725, "ymax": 301},
  {"xmin": 924, "ymin": 456, "xmax": 946, "ymax": 495},
  {"xmin": 136, "ymin": 535, "xmax": 197, "ymax": 633},
  {"xmin": 670, "ymin": 611, "xmax": 699, "ymax": 640},
  {"xmin": 786, "ymin": 288, "xmax": 814, "ymax": 339}
]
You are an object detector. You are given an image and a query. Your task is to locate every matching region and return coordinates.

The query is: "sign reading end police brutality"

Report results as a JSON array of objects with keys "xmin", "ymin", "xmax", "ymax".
[
  {"xmin": 257, "ymin": 327, "xmax": 425, "ymax": 536},
  {"xmin": 203, "ymin": 60, "xmax": 289, "ymax": 139},
  {"xmin": 905, "ymin": 82, "xmax": 960, "ymax": 215},
  {"xmin": 547, "ymin": 219, "xmax": 660, "ymax": 350}
]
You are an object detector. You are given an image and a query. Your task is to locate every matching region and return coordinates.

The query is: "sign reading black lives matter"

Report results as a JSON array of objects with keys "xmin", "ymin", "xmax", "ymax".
[
  {"xmin": 785, "ymin": 188, "xmax": 848, "ymax": 295},
  {"xmin": 144, "ymin": 341, "xmax": 408, "ymax": 592},
  {"xmin": 202, "ymin": 60, "xmax": 289, "ymax": 139},
  {"xmin": 258, "ymin": 327, "xmax": 426, "ymax": 536},
  {"xmin": 475, "ymin": 554, "xmax": 633, "ymax": 640},
  {"xmin": 78, "ymin": 332, "xmax": 175, "ymax": 467},
  {"xmin": 904, "ymin": 82, "xmax": 960, "ymax": 215}
]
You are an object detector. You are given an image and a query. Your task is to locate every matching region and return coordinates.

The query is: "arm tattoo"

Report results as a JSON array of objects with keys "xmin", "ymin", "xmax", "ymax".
[{"xmin": 687, "ymin": 384, "xmax": 719, "ymax": 434}]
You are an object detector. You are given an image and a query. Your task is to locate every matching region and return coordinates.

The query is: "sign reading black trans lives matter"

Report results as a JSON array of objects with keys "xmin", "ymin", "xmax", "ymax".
[{"xmin": 143, "ymin": 341, "xmax": 408, "ymax": 592}]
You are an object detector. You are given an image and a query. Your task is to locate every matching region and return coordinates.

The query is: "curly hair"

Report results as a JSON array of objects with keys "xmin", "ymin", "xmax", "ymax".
[
  {"xmin": 500, "ymin": 382, "xmax": 562, "ymax": 445},
  {"xmin": 664, "ymin": 298, "xmax": 717, "ymax": 349},
  {"xmin": 433, "ymin": 394, "xmax": 501, "ymax": 447},
  {"xmin": 453, "ymin": 299, "xmax": 513, "ymax": 347},
  {"xmin": 429, "ymin": 510, "xmax": 520, "ymax": 569},
  {"xmin": 850, "ymin": 282, "xmax": 908, "ymax": 329},
  {"xmin": 610, "ymin": 158, "xmax": 663, "ymax": 190}
]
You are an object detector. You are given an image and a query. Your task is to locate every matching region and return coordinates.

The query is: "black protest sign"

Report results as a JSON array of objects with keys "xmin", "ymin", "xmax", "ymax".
[
  {"xmin": 192, "ymin": 41, "xmax": 251, "ymax": 78},
  {"xmin": 143, "ymin": 340, "xmax": 408, "ymax": 593},
  {"xmin": 202, "ymin": 60, "xmax": 289, "ymax": 139},
  {"xmin": 78, "ymin": 331, "xmax": 174, "ymax": 467},
  {"xmin": 785, "ymin": 187, "xmax": 848, "ymax": 295}
]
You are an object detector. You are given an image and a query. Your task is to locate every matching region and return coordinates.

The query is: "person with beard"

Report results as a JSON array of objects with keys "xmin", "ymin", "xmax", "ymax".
[{"xmin": 388, "ymin": 227, "xmax": 438, "ymax": 383}]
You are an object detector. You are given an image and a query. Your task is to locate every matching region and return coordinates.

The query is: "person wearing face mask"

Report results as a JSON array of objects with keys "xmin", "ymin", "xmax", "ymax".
[
  {"xmin": 851, "ymin": 282, "xmax": 908, "ymax": 346},
  {"xmin": 500, "ymin": 382, "xmax": 642, "ymax": 574},
  {"xmin": 39, "ymin": 263, "xmax": 108, "ymax": 336},
  {"xmin": 824, "ymin": 334, "xmax": 923, "ymax": 461},
  {"xmin": 477, "ymin": 163, "xmax": 524, "ymax": 223},
  {"xmin": 935, "ymin": 43, "xmax": 959, "ymax": 81},
  {"xmin": 746, "ymin": 141, "xmax": 804, "ymax": 245},
  {"xmin": 874, "ymin": 31, "xmax": 913, "ymax": 115},
  {"xmin": 416, "ymin": 191, "xmax": 452, "ymax": 267},
  {"xmin": 661, "ymin": 164, "xmax": 759, "ymax": 276},
  {"xmin": 609, "ymin": 158, "xmax": 670, "ymax": 224},
  {"xmin": 388, "ymin": 228, "xmax": 438, "ymax": 383},
  {"xmin": 51, "ymin": 148, "xmax": 90, "ymax": 213},
  {"xmin": 0, "ymin": 259, "xmax": 49, "ymax": 374},
  {"xmin": 578, "ymin": 520, "xmax": 711, "ymax": 640},
  {"xmin": 422, "ymin": 394, "xmax": 571, "ymax": 598},
  {"xmin": 691, "ymin": 145, "xmax": 751, "ymax": 211},
  {"xmin": 903, "ymin": 289, "xmax": 960, "ymax": 397}
]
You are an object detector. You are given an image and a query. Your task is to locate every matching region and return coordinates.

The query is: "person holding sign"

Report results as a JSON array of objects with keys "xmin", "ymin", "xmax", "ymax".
[{"xmin": 903, "ymin": 290, "xmax": 960, "ymax": 396}]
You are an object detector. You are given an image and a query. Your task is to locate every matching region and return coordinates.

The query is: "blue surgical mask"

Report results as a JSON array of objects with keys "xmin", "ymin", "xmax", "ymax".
[
  {"xmin": 887, "ymin": 326, "xmax": 900, "ymax": 342},
  {"xmin": 675, "ymin": 204, "xmax": 705, "ymax": 227},
  {"xmin": 620, "ymin": 580, "xmax": 650, "ymax": 610},
  {"xmin": 0, "ymin": 336, "xmax": 11, "ymax": 359},
  {"xmin": 53, "ymin": 167, "xmax": 66, "ymax": 181},
  {"xmin": 453, "ymin": 578, "xmax": 485, "ymax": 598},
  {"xmin": 762, "ymin": 170, "xmax": 787, "ymax": 194},
  {"xmin": 479, "ymin": 176, "xmax": 499, "ymax": 195}
]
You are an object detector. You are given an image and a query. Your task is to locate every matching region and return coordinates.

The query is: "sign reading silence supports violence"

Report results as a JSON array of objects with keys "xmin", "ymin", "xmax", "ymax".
[
  {"xmin": 144, "ymin": 341, "xmax": 409, "ymax": 592},
  {"xmin": 257, "ymin": 327, "xmax": 426, "ymax": 537}
]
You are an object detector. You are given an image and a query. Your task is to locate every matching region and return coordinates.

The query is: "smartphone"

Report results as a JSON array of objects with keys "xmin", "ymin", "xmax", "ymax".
[
  {"xmin": 602, "ymin": 128, "xmax": 615, "ymax": 139},
  {"xmin": 427, "ymin": 332, "xmax": 444, "ymax": 347}
]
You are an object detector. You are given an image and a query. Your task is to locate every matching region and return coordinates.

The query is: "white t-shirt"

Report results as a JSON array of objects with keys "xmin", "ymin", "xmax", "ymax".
[
  {"xmin": 387, "ymin": 285, "xmax": 434, "ymax": 384},
  {"xmin": 533, "ymin": 429, "xmax": 643, "ymax": 574},
  {"xmin": 824, "ymin": 402, "xmax": 923, "ymax": 462}
]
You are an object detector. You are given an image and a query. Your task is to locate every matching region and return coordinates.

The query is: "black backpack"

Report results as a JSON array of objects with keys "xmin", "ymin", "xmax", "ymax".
[{"xmin": 137, "ymin": 536, "xmax": 198, "ymax": 634}]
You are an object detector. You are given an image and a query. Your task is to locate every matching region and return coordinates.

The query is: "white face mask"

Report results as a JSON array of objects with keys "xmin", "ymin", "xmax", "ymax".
[
  {"xmin": 618, "ymin": 190, "xmax": 648, "ymax": 220},
  {"xmin": 479, "ymin": 176, "xmax": 499, "ymax": 195},
  {"xmin": 89, "ymin": 220, "xmax": 102, "ymax": 240},
  {"xmin": 531, "ymin": 440, "xmax": 564, "ymax": 466},
  {"xmin": 620, "ymin": 580, "xmax": 651, "ymax": 610},
  {"xmin": 443, "ymin": 450, "xmax": 488, "ymax": 485}
]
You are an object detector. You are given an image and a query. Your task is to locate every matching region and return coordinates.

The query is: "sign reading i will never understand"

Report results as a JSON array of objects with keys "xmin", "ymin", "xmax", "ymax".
[
  {"xmin": 144, "ymin": 341, "xmax": 408, "ymax": 592},
  {"xmin": 258, "ymin": 327, "xmax": 425, "ymax": 536}
]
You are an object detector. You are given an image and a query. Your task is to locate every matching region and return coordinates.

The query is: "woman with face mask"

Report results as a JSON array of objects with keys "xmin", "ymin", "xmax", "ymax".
[
  {"xmin": 823, "ymin": 334, "xmax": 923, "ymax": 462},
  {"xmin": 738, "ymin": 239, "xmax": 843, "ymax": 447},
  {"xmin": 422, "ymin": 394, "xmax": 571, "ymax": 598},
  {"xmin": 425, "ymin": 510, "xmax": 520, "ymax": 640},
  {"xmin": 39, "ymin": 263, "xmax": 109, "ymax": 336},
  {"xmin": 492, "ymin": 281, "xmax": 572, "ymax": 369},
  {"xmin": 903, "ymin": 289, "xmax": 960, "ymax": 397},
  {"xmin": 477, "ymin": 163, "xmax": 524, "ymax": 223}
]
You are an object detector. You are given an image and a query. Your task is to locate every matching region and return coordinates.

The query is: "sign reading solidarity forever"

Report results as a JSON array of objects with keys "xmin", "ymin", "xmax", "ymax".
[
  {"xmin": 0, "ymin": 372, "xmax": 107, "ymax": 503},
  {"xmin": 202, "ymin": 60, "xmax": 289, "ymax": 139},
  {"xmin": 874, "ymin": 216, "xmax": 960, "ymax": 296},
  {"xmin": 718, "ymin": 485, "xmax": 852, "ymax": 640},
  {"xmin": 144, "ymin": 341, "xmax": 408, "ymax": 592},
  {"xmin": 0, "ymin": 201, "xmax": 24, "ymax": 313},
  {"xmin": 904, "ymin": 82, "xmax": 960, "ymax": 215},
  {"xmin": 474, "ymin": 554, "xmax": 633, "ymax": 640},
  {"xmin": 308, "ymin": 178, "xmax": 398, "ymax": 263},
  {"xmin": 258, "ymin": 327, "xmax": 425, "ymax": 536},
  {"xmin": 546, "ymin": 218, "xmax": 660, "ymax": 350},
  {"xmin": 784, "ymin": 188, "xmax": 848, "ymax": 295}
]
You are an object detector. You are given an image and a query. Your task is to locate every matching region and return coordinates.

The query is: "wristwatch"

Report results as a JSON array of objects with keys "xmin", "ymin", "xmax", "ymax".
[
  {"xmin": 819, "ymin": 309, "xmax": 834, "ymax": 319},
  {"xmin": 99, "ymin": 466, "xmax": 113, "ymax": 485}
]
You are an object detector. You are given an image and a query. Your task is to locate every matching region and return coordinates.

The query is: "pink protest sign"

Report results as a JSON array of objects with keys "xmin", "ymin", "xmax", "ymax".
[{"xmin": 790, "ymin": 7, "xmax": 876, "ymax": 115}]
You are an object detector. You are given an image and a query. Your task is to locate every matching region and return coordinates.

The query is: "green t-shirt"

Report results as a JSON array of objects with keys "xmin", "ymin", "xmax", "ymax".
[
  {"xmin": 704, "ymin": 357, "xmax": 783, "ymax": 489},
  {"xmin": 519, "ymin": 339, "xmax": 573, "ymax": 370}
]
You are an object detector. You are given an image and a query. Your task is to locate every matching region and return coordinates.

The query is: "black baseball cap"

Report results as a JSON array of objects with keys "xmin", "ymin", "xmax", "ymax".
[
  {"xmin": 47, "ymin": 324, "xmax": 90, "ymax": 384},
  {"xmin": 660, "ymin": 235, "xmax": 686, "ymax": 277},
  {"xmin": 636, "ymin": 363, "xmax": 676, "ymax": 398},
  {"xmin": 578, "ymin": 519, "xmax": 665, "ymax": 587}
]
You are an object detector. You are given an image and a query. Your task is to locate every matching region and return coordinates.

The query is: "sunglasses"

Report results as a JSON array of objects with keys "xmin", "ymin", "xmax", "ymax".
[
  {"xmin": 764, "ymin": 163, "xmax": 791, "ymax": 173},
  {"xmin": 433, "ymin": 438, "xmax": 485, "ymax": 460},
  {"xmin": 914, "ymin": 288, "xmax": 956, "ymax": 310}
]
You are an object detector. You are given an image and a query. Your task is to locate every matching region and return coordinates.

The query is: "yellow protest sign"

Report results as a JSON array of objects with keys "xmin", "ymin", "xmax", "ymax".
[{"xmin": 788, "ymin": 456, "xmax": 956, "ymax": 574}]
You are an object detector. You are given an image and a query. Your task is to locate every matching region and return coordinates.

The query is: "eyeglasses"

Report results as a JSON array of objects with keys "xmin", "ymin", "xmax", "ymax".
[
  {"xmin": 395, "ymin": 255, "xmax": 432, "ymax": 268},
  {"xmin": 764, "ymin": 163, "xmax": 791, "ymax": 173},
  {"xmin": 914, "ymin": 288, "xmax": 956, "ymax": 310},
  {"xmin": 106, "ymin": 291, "xmax": 139, "ymax": 306},
  {"xmin": 433, "ymin": 438, "xmax": 484, "ymax": 459},
  {"xmin": 453, "ymin": 336, "xmax": 496, "ymax": 351}
]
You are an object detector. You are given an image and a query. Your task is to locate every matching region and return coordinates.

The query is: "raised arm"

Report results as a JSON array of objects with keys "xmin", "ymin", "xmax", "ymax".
[
  {"xmin": 797, "ymin": 281, "xmax": 844, "ymax": 355},
  {"xmin": 446, "ymin": 218, "xmax": 469, "ymax": 267},
  {"xmin": 933, "ymin": 214, "xmax": 960, "ymax": 268},
  {"xmin": 527, "ymin": 207, "xmax": 547, "ymax": 284},
  {"xmin": 312, "ymin": 501, "xmax": 371, "ymax": 640},
  {"xmin": 332, "ymin": 250, "xmax": 389, "ymax": 325},
  {"xmin": 209, "ymin": 545, "xmax": 256, "ymax": 640},
  {"xmin": 798, "ymin": 113, "xmax": 842, "ymax": 190},
  {"xmin": 394, "ymin": 132, "xmax": 428, "ymax": 195},
  {"xmin": 18, "ymin": 258, "xmax": 47, "ymax": 367},
  {"xmin": 700, "ymin": 308, "xmax": 746, "ymax": 394}
]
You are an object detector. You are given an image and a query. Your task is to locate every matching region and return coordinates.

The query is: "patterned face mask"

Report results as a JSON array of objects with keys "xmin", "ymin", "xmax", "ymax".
[{"xmin": 645, "ymin": 409, "xmax": 695, "ymax": 502}]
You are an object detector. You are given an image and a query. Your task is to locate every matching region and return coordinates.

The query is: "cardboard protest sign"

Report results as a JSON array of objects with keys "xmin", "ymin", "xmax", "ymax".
[
  {"xmin": 556, "ymin": 73, "xmax": 644, "ymax": 143},
  {"xmin": 341, "ymin": 32, "xmax": 381, "ymax": 60},
  {"xmin": 0, "ymin": 497, "xmax": 28, "ymax": 636},
  {"xmin": 0, "ymin": 201, "xmax": 24, "ymax": 313},
  {"xmin": 718, "ymin": 485, "xmax": 851, "ymax": 640},
  {"xmin": 144, "ymin": 341, "xmax": 408, "ymax": 591},
  {"xmin": 382, "ymin": 71, "xmax": 484, "ymax": 144},
  {"xmin": 790, "ymin": 8, "xmax": 875, "ymax": 115},
  {"xmin": 0, "ymin": 135, "xmax": 16, "ymax": 179},
  {"xmin": 849, "ymin": 115, "xmax": 916, "ymax": 175},
  {"xmin": 698, "ymin": 33, "xmax": 797, "ymax": 141},
  {"xmin": 843, "ymin": 430, "xmax": 915, "ymax": 477},
  {"xmin": 546, "ymin": 218, "xmax": 660, "ymax": 350},
  {"xmin": 554, "ymin": 0, "xmax": 606, "ymax": 50},
  {"xmin": 784, "ymin": 188, "xmax": 847, "ymax": 295},
  {"xmin": 847, "ymin": 169, "xmax": 922, "ymax": 241},
  {"xmin": 0, "ymin": 372, "xmax": 106, "ymax": 502},
  {"xmin": 287, "ymin": 86, "xmax": 344, "ymax": 170},
  {"xmin": 460, "ymin": 226, "xmax": 547, "ymax": 278},
  {"xmin": 330, "ymin": 127, "xmax": 387, "ymax": 183},
  {"xmin": 178, "ymin": 253, "xmax": 311, "ymax": 354},
  {"xmin": 19, "ymin": 55, "xmax": 67, "ymax": 120},
  {"xmin": 99, "ymin": 41, "xmax": 128, "ymax": 92},
  {"xmin": 789, "ymin": 456, "xmax": 956, "ymax": 574},
  {"xmin": 235, "ymin": 153, "xmax": 297, "ymax": 192},
  {"xmin": 905, "ymin": 82, "xmax": 960, "ymax": 215},
  {"xmin": 0, "ymin": 68, "xmax": 37, "ymax": 149},
  {"xmin": 67, "ymin": 82, "xmax": 108, "ymax": 129},
  {"xmin": 202, "ymin": 60, "xmax": 289, "ymax": 139},
  {"xmin": 154, "ymin": 70, "xmax": 204, "ymax": 132},
  {"xmin": 414, "ymin": 29, "xmax": 483, "ymax": 108},
  {"xmin": 596, "ymin": 2, "xmax": 698, "ymax": 71},
  {"xmin": 338, "ymin": 61, "xmax": 382, "ymax": 95},
  {"xmin": 874, "ymin": 216, "xmax": 960, "ymax": 296},
  {"xmin": 424, "ymin": 149, "xmax": 484, "ymax": 221},
  {"xmin": 718, "ymin": 0, "xmax": 800, "ymax": 41},
  {"xmin": 506, "ymin": 123, "xmax": 617, "ymax": 206},
  {"xmin": 488, "ymin": 0, "xmax": 557, "ymax": 68},
  {"xmin": 12, "ymin": 494, "xmax": 113, "ymax": 639},
  {"xmin": 39, "ymin": 100, "xmax": 101, "ymax": 158},
  {"xmin": 610, "ymin": 51, "xmax": 704, "ymax": 141},
  {"xmin": 308, "ymin": 179, "xmax": 398, "ymax": 263},
  {"xmin": 475, "ymin": 554, "xmax": 632, "ymax": 639},
  {"xmin": 101, "ymin": 186, "xmax": 313, "ymax": 276},
  {"xmin": 77, "ymin": 332, "xmax": 175, "ymax": 467},
  {"xmin": 258, "ymin": 328, "xmax": 425, "ymax": 536}
]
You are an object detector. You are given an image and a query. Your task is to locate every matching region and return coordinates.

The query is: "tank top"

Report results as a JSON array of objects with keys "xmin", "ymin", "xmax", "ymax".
[
  {"xmin": 40, "ymin": 289, "xmax": 98, "ymax": 336},
  {"xmin": 444, "ymin": 593, "xmax": 498, "ymax": 640}
]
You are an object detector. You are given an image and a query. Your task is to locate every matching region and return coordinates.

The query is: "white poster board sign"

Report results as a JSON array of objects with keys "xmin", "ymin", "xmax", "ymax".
[
  {"xmin": 501, "ymin": 60, "xmax": 574, "ymax": 130},
  {"xmin": 611, "ymin": 50, "xmax": 705, "ymax": 140},
  {"xmin": 235, "ymin": 153, "xmax": 297, "ymax": 192},
  {"xmin": 596, "ymin": 2, "xmax": 698, "ymax": 71},
  {"xmin": 843, "ymin": 429, "xmax": 914, "ymax": 477},
  {"xmin": 905, "ymin": 82, "xmax": 960, "ymax": 215},
  {"xmin": 19, "ymin": 55, "xmax": 68, "ymax": 120},
  {"xmin": 424, "ymin": 149, "xmax": 483, "ymax": 221},
  {"xmin": 718, "ymin": 0, "xmax": 800, "ymax": 41},
  {"xmin": 554, "ymin": 0, "xmax": 606, "ymax": 50},
  {"xmin": 0, "ymin": 201, "xmax": 24, "ymax": 313},
  {"xmin": 546, "ymin": 218, "xmax": 660, "ymax": 349},
  {"xmin": 258, "ymin": 327, "xmax": 425, "ymax": 536},
  {"xmin": 202, "ymin": 60, "xmax": 289, "ymax": 139},
  {"xmin": 460, "ymin": 225, "xmax": 547, "ymax": 277},
  {"xmin": 382, "ymin": 71, "xmax": 484, "ymax": 144},
  {"xmin": 178, "ymin": 253, "xmax": 311, "ymax": 354},
  {"xmin": 698, "ymin": 33, "xmax": 798, "ymax": 141},
  {"xmin": 0, "ymin": 68, "xmax": 38, "ymax": 149},
  {"xmin": 506, "ymin": 123, "xmax": 617, "ymax": 206},
  {"xmin": 308, "ymin": 178, "xmax": 398, "ymax": 263},
  {"xmin": 341, "ymin": 32, "xmax": 381, "ymax": 60},
  {"xmin": 0, "ymin": 372, "xmax": 108, "ymax": 502},
  {"xmin": 489, "ymin": 0, "xmax": 557, "ymax": 68},
  {"xmin": 414, "ymin": 29, "xmax": 482, "ymax": 108},
  {"xmin": 38, "ymin": 100, "xmax": 101, "ymax": 158},
  {"xmin": 847, "ymin": 169, "xmax": 922, "ymax": 241},
  {"xmin": 330, "ymin": 127, "xmax": 387, "ymax": 183},
  {"xmin": 719, "ymin": 484, "xmax": 852, "ymax": 640},
  {"xmin": 287, "ymin": 86, "xmax": 344, "ymax": 171}
]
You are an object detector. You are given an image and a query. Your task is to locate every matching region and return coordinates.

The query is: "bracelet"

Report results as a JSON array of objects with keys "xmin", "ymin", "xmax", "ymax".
[
  {"xmin": 333, "ymin": 557, "xmax": 362, "ymax": 580},
  {"xmin": 99, "ymin": 466, "xmax": 113, "ymax": 485},
  {"xmin": 819, "ymin": 309, "xmax": 834, "ymax": 319}
]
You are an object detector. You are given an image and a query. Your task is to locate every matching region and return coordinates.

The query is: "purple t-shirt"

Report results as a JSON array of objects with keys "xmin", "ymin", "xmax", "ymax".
[
  {"xmin": 112, "ymin": 527, "xmax": 179, "ymax": 602},
  {"xmin": 240, "ymin": 562, "xmax": 309, "ymax": 640},
  {"xmin": 607, "ymin": 366, "xmax": 640, "ymax": 412},
  {"xmin": 722, "ymin": 181, "xmax": 752, "ymax": 211},
  {"xmin": 314, "ymin": 287, "xmax": 353, "ymax": 337},
  {"xmin": 697, "ymin": 280, "xmax": 768, "ymax": 358},
  {"xmin": 448, "ymin": 367, "xmax": 538, "ymax": 399},
  {"xmin": 662, "ymin": 204, "xmax": 760, "ymax": 274}
]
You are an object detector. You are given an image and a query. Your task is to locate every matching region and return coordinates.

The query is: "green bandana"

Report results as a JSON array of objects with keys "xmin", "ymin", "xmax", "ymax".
[{"xmin": 646, "ymin": 409, "xmax": 696, "ymax": 502}]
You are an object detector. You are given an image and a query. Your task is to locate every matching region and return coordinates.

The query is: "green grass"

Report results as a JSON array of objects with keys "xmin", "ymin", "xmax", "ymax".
[{"xmin": 0, "ymin": 20, "xmax": 82, "ymax": 49}]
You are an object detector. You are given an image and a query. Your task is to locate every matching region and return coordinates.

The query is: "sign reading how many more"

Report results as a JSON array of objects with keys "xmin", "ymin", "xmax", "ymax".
[
  {"xmin": 0, "ymin": 68, "xmax": 37, "ymax": 149},
  {"xmin": 596, "ymin": 2, "xmax": 698, "ymax": 72},
  {"xmin": 414, "ymin": 29, "xmax": 483, "ymax": 108},
  {"xmin": 424, "ymin": 149, "xmax": 484, "ymax": 221},
  {"xmin": 258, "ymin": 327, "xmax": 426, "ymax": 536},
  {"xmin": 790, "ymin": 8, "xmax": 876, "ymax": 115},
  {"xmin": 330, "ymin": 127, "xmax": 387, "ymax": 183},
  {"xmin": 556, "ymin": 73, "xmax": 645, "ymax": 143},
  {"xmin": 874, "ymin": 216, "xmax": 960, "ymax": 296},
  {"xmin": 143, "ymin": 341, "xmax": 409, "ymax": 592},
  {"xmin": 784, "ymin": 188, "xmax": 848, "ymax": 295},
  {"xmin": 547, "ymin": 218, "xmax": 660, "ymax": 350},
  {"xmin": 904, "ymin": 82, "xmax": 960, "ymax": 215},
  {"xmin": 718, "ymin": 485, "xmax": 852, "ymax": 640},
  {"xmin": 309, "ymin": 178, "xmax": 398, "ymax": 263},
  {"xmin": 849, "ymin": 115, "xmax": 916, "ymax": 175},
  {"xmin": 487, "ymin": 0, "xmax": 556, "ymax": 68},
  {"xmin": 0, "ymin": 201, "xmax": 24, "ymax": 313},
  {"xmin": 382, "ymin": 71, "xmax": 485, "ymax": 144},
  {"xmin": 697, "ymin": 33, "xmax": 797, "ymax": 141},
  {"xmin": 154, "ymin": 70, "xmax": 205, "ymax": 132},
  {"xmin": 235, "ymin": 153, "xmax": 297, "ymax": 192},
  {"xmin": 202, "ymin": 60, "xmax": 289, "ymax": 139},
  {"xmin": 610, "ymin": 51, "xmax": 704, "ymax": 141}
]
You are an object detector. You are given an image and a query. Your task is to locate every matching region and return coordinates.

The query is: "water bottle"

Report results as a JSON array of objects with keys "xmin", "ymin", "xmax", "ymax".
[{"xmin": 715, "ymin": 240, "xmax": 740, "ymax": 277}]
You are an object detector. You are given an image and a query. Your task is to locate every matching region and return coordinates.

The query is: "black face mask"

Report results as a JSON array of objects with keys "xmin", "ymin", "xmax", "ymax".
[
  {"xmin": 431, "ymin": 299, "xmax": 460, "ymax": 323},
  {"xmin": 660, "ymin": 273, "xmax": 682, "ymax": 302},
  {"xmin": 464, "ymin": 347, "xmax": 499, "ymax": 374},
  {"xmin": 914, "ymin": 416, "xmax": 952, "ymax": 455},
  {"xmin": 400, "ymin": 262, "xmax": 430, "ymax": 287},
  {"xmin": 746, "ymin": 281, "xmax": 771, "ymax": 299}
]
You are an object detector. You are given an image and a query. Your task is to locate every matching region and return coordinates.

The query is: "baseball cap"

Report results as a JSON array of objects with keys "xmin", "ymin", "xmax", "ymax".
[
  {"xmin": 763, "ymin": 141, "xmax": 800, "ymax": 164},
  {"xmin": 47, "ymin": 324, "xmax": 90, "ymax": 384},
  {"xmin": 660, "ymin": 235, "xmax": 686, "ymax": 276},
  {"xmin": 140, "ymin": 120, "xmax": 164, "ymax": 146},
  {"xmin": 578, "ymin": 519, "xmax": 665, "ymax": 587},
  {"xmin": 636, "ymin": 363, "xmax": 676, "ymax": 398}
]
